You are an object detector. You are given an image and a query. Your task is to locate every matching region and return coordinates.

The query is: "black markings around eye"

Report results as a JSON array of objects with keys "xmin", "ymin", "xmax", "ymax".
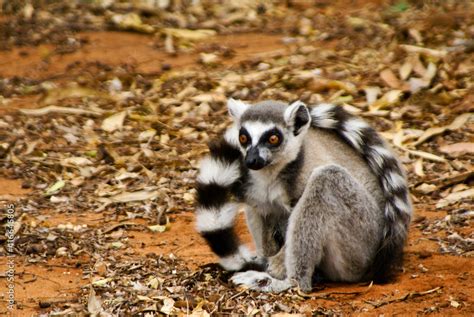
[
  {"xmin": 238, "ymin": 128, "xmax": 251, "ymax": 146},
  {"xmin": 260, "ymin": 128, "xmax": 283, "ymax": 147}
]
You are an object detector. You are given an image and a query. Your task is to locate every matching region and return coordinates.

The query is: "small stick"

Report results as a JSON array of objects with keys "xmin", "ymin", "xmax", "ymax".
[
  {"xmin": 300, "ymin": 281, "xmax": 374, "ymax": 299},
  {"xmin": 365, "ymin": 286, "xmax": 442, "ymax": 308}
]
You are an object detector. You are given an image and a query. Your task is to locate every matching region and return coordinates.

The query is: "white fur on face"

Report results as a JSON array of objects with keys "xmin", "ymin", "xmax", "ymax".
[
  {"xmin": 224, "ymin": 124, "xmax": 240, "ymax": 148},
  {"xmin": 242, "ymin": 121, "xmax": 276, "ymax": 146}
]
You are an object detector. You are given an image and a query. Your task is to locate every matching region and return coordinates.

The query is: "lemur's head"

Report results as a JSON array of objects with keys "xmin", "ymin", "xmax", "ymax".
[{"xmin": 227, "ymin": 99, "xmax": 311, "ymax": 171}]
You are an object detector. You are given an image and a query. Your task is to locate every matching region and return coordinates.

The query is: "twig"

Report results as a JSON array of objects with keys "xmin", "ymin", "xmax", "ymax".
[
  {"xmin": 365, "ymin": 286, "xmax": 442, "ymax": 308},
  {"xmin": 172, "ymin": 241, "xmax": 195, "ymax": 254},
  {"xmin": 102, "ymin": 221, "xmax": 146, "ymax": 234},
  {"xmin": 29, "ymin": 274, "xmax": 62, "ymax": 286},
  {"xmin": 301, "ymin": 281, "xmax": 374, "ymax": 299},
  {"xmin": 38, "ymin": 298, "xmax": 79, "ymax": 308},
  {"xmin": 23, "ymin": 276, "xmax": 37, "ymax": 283},
  {"xmin": 432, "ymin": 171, "xmax": 474, "ymax": 190},
  {"xmin": 19, "ymin": 105, "xmax": 103, "ymax": 117},
  {"xmin": 227, "ymin": 288, "xmax": 250, "ymax": 302},
  {"xmin": 210, "ymin": 293, "xmax": 227, "ymax": 315}
]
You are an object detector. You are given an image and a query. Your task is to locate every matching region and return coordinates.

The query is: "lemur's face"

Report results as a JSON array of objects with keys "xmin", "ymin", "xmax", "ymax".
[
  {"xmin": 238, "ymin": 122, "xmax": 286, "ymax": 170},
  {"xmin": 227, "ymin": 99, "xmax": 311, "ymax": 171}
]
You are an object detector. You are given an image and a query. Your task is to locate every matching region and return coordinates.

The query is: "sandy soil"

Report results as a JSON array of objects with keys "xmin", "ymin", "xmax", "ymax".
[{"xmin": 0, "ymin": 28, "xmax": 472, "ymax": 316}]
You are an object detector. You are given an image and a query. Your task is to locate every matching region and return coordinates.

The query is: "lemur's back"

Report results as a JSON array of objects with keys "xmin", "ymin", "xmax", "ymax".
[{"xmin": 298, "ymin": 128, "xmax": 385, "ymax": 211}]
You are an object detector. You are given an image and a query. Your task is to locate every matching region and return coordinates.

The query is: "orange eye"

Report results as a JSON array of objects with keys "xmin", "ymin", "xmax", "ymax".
[
  {"xmin": 268, "ymin": 135, "xmax": 279, "ymax": 145},
  {"xmin": 239, "ymin": 134, "xmax": 248, "ymax": 144}
]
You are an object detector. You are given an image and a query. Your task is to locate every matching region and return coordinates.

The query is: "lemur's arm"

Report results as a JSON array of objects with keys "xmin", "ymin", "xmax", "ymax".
[{"xmin": 195, "ymin": 138, "xmax": 265, "ymax": 271}]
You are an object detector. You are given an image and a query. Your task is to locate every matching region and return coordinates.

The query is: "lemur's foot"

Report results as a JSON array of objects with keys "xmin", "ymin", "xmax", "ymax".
[{"xmin": 230, "ymin": 271, "xmax": 293, "ymax": 293}]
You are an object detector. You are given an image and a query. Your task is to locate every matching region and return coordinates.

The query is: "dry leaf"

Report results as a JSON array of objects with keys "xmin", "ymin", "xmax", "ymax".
[
  {"xmin": 42, "ymin": 87, "xmax": 113, "ymax": 105},
  {"xmin": 380, "ymin": 68, "xmax": 402, "ymax": 89},
  {"xmin": 148, "ymin": 217, "xmax": 171, "ymax": 233},
  {"xmin": 160, "ymin": 297, "xmax": 176, "ymax": 315},
  {"xmin": 62, "ymin": 157, "xmax": 93, "ymax": 166},
  {"xmin": 408, "ymin": 28, "xmax": 423, "ymax": 44},
  {"xmin": 45, "ymin": 180, "xmax": 66, "ymax": 196},
  {"xmin": 20, "ymin": 105, "xmax": 103, "ymax": 117},
  {"xmin": 109, "ymin": 190, "xmax": 160, "ymax": 202},
  {"xmin": 199, "ymin": 53, "xmax": 220, "ymax": 65},
  {"xmin": 414, "ymin": 158, "xmax": 425, "ymax": 177},
  {"xmin": 415, "ymin": 183, "xmax": 437, "ymax": 194},
  {"xmin": 412, "ymin": 113, "xmax": 472, "ymax": 146},
  {"xmin": 102, "ymin": 111, "xmax": 127, "ymax": 132},
  {"xmin": 439, "ymin": 142, "xmax": 474, "ymax": 156},
  {"xmin": 111, "ymin": 13, "xmax": 155, "ymax": 33},
  {"xmin": 448, "ymin": 113, "xmax": 472, "ymax": 130},
  {"xmin": 164, "ymin": 33, "xmax": 175, "ymax": 54},
  {"xmin": 163, "ymin": 28, "xmax": 216, "ymax": 40},
  {"xmin": 408, "ymin": 63, "xmax": 437, "ymax": 93},
  {"xmin": 450, "ymin": 300, "xmax": 461, "ymax": 308},
  {"xmin": 407, "ymin": 149, "xmax": 446, "ymax": 162},
  {"xmin": 400, "ymin": 44, "xmax": 447, "ymax": 58},
  {"xmin": 369, "ymin": 90, "xmax": 402, "ymax": 111},
  {"xmin": 137, "ymin": 295, "xmax": 153, "ymax": 301},
  {"xmin": 436, "ymin": 188, "xmax": 474, "ymax": 208},
  {"xmin": 308, "ymin": 78, "xmax": 357, "ymax": 94},
  {"xmin": 399, "ymin": 61, "xmax": 413, "ymax": 80},
  {"xmin": 423, "ymin": 62, "xmax": 437, "ymax": 82},
  {"xmin": 363, "ymin": 86, "xmax": 381, "ymax": 105},
  {"xmin": 189, "ymin": 300, "xmax": 211, "ymax": 317},
  {"xmin": 92, "ymin": 277, "xmax": 113, "ymax": 287},
  {"xmin": 87, "ymin": 287, "xmax": 104, "ymax": 316}
]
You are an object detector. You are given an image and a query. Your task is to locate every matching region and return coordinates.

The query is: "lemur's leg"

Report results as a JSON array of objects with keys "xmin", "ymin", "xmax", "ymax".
[
  {"xmin": 245, "ymin": 208, "xmax": 286, "ymax": 266},
  {"xmin": 245, "ymin": 208, "xmax": 266, "ymax": 257},
  {"xmin": 232, "ymin": 164, "xmax": 383, "ymax": 292}
]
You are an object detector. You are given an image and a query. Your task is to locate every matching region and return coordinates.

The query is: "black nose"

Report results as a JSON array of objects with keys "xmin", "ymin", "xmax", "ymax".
[{"xmin": 245, "ymin": 148, "xmax": 266, "ymax": 170}]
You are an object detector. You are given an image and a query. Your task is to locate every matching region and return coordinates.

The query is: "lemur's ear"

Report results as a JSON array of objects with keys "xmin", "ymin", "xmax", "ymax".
[
  {"xmin": 227, "ymin": 98, "xmax": 249, "ymax": 120},
  {"xmin": 284, "ymin": 101, "xmax": 310, "ymax": 135}
]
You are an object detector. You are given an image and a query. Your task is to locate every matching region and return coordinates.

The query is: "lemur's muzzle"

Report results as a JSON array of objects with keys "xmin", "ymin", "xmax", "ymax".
[{"xmin": 245, "ymin": 147, "xmax": 266, "ymax": 170}]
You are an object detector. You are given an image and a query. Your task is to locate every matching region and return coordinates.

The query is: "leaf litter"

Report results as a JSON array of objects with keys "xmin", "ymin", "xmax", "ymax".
[{"xmin": 0, "ymin": 0, "xmax": 473, "ymax": 315}]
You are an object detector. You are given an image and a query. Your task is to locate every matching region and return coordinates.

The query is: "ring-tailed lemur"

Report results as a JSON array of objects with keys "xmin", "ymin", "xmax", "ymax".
[{"xmin": 195, "ymin": 99, "xmax": 412, "ymax": 292}]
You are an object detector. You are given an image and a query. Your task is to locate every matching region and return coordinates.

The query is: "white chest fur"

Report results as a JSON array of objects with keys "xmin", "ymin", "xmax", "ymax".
[{"xmin": 246, "ymin": 171, "xmax": 291, "ymax": 213}]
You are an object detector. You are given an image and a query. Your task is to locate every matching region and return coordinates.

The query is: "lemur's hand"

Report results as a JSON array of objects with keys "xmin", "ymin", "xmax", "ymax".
[{"xmin": 267, "ymin": 246, "xmax": 286, "ymax": 279}]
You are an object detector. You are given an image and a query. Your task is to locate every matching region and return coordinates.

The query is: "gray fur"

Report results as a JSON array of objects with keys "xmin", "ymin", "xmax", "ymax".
[
  {"xmin": 285, "ymin": 164, "xmax": 382, "ymax": 290},
  {"xmin": 240, "ymin": 100, "xmax": 287, "ymax": 125}
]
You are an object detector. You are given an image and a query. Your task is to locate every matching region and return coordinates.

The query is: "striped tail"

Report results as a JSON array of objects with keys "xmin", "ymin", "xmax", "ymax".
[
  {"xmin": 310, "ymin": 103, "xmax": 412, "ymax": 282},
  {"xmin": 195, "ymin": 138, "xmax": 264, "ymax": 271}
]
